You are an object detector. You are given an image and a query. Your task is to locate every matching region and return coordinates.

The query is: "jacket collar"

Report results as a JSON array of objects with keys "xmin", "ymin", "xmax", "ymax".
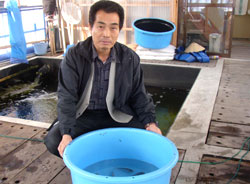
[
  {"xmin": 91, "ymin": 43, "xmax": 117, "ymax": 63},
  {"xmin": 75, "ymin": 36, "xmax": 122, "ymax": 63}
]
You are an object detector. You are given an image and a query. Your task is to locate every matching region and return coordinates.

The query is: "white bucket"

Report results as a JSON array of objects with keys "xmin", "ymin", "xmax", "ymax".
[
  {"xmin": 33, "ymin": 43, "xmax": 48, "ymax": 55},
  {"xmin": 209, "ymin": 33, "xmax": 221, "ymax": 53}
]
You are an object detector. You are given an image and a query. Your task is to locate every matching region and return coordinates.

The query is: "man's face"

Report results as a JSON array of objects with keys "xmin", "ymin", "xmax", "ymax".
[{"xmin": 89, "ymin": 10, "xmax": 120, "ymax": 53}]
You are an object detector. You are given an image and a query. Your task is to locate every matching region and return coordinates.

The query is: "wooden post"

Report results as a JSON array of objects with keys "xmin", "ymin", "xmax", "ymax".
[
  {"xmin": 124, "ymin": 0, "xmax": 128, "ymax": 45},
  {"xmin": 48, "ymin": 21, "xmax": 56, "ymax": 55},
  {"xmin": 171, "ymin": 0, "xmax": 178, "ymax": 46},
  {"xmin": 59, "ymin": 0, "xmax": 67, "ymax": 52},
  {"xmin": 56, "ymin": 0, "xmax": 63, "ymax": 51},
  {"xmin": 174, "ymin": 0, "xmax": 178, "ymax": 46}
]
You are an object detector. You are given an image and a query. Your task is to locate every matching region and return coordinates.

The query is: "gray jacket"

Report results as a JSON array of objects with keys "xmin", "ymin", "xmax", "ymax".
[{"xmin": 57, "ymin": 37, "xmax": 156, "ymax": 135}]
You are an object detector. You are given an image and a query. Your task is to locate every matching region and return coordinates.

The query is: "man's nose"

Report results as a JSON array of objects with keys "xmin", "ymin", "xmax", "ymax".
[{"xmin": 103, "ymin": 27, "xmax": 111, "ymax": 37}]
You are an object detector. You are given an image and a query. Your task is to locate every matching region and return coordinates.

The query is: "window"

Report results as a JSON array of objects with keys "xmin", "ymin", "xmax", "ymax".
[{"xmin": 0, "ymin": 2, "xmax": 45, "ymax": 62}]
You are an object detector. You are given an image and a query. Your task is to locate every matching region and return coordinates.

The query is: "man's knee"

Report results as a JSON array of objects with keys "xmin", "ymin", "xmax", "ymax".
[{"xmin": 44, "ymin": 123, "xmax": 61, "ymax": 157}]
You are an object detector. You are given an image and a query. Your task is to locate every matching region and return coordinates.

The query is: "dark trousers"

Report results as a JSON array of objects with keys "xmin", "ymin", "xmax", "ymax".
[{"xmin": 44, "ymin": 110, "xmax": 144, "ymax": 157}]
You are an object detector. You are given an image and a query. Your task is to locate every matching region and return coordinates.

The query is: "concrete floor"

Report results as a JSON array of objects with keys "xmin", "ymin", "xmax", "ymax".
[
  {"xmin": 167, "ymin": 39, "xmax": 250, "ymax": 183},
  {"xmin": 231, "ymin": 39, "xmax": 250, "ymax": 60},
  {"xmin": 168, "ymin": 59, "xmax": 224, "ymax": 183}
]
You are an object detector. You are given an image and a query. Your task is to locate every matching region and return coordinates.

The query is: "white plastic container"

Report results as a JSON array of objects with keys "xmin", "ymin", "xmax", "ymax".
[
  {"xmin": 33, "ymin": 42, "xmax": 48, "ymax": 55},
  {"xmin": 209, "ymin": 33, "xmax": 221, "ymax": 53}
]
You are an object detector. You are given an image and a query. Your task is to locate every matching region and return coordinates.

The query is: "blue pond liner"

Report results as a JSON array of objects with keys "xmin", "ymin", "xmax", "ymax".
[
  {"xmin": 132, "ymin": 18, "xmax": 176, "ymax": 49},
  {"xmin": 63, "ymin": 128, "xmax": 178, "ymax": 184}
]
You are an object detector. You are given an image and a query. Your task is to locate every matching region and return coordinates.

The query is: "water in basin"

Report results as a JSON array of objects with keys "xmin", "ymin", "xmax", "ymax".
[{"xmin": 84, "ymin": 158, "xmax": 158, "ymax": 177}]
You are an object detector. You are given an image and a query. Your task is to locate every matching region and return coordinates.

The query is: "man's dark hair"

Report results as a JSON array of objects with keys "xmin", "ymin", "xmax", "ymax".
[{"xmin": 89, "ymin": 0, "xmax": 124, "ymax": 30}]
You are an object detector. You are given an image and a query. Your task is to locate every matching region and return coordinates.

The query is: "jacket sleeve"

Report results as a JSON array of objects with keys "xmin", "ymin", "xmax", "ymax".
[
  {"xmin": 57, "ymin": 48, "xmax": 79, "ymax": 136},
  {"xmin": 129, "ymin": 53, "xmax": 156, "ymax": 126}
]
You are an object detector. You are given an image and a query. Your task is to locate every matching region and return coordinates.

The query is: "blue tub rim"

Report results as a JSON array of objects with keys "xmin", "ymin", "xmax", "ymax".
[
  {"xmin": 63, "ymin": 128, "xmax": 179, "ymax": 183},
  {"xmin": 132, "ymin": 17, "xmax": 176, "ymax": 36}
]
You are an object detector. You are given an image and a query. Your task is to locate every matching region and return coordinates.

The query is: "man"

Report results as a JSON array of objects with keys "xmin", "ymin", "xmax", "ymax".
[{"xmin": 44, "ymin": 0, "xmax": 162, "ymax": 158}]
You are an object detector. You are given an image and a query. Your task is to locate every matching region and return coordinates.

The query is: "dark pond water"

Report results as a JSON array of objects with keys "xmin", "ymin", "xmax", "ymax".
[
  {"xmin": 0, "ymin": 64, "xmax": 58, "ymax": 123},
  {"xmin": 147, "ymin": 86, "xmax": 188, "ymax": 134}
]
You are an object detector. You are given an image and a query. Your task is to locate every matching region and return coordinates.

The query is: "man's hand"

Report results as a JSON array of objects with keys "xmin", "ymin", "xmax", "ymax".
[
  {"xmin": 58, "ymin": 134, "xmax": 72, "ymax": 157},
  {"xmin": 145, "ymin": 122, "xmax": 162, "ymax": 135}
]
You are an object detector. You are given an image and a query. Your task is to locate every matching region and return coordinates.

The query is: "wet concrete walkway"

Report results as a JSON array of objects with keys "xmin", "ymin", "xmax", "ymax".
[{"xmin": 167, "ymin": 58, "xmax": 250, "ymax": 184}]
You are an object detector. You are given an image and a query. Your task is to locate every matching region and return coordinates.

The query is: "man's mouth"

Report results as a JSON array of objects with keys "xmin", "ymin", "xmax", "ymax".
[{"xmin": 100, "ymin": 40, "xmax": 111, "ymax": 45}]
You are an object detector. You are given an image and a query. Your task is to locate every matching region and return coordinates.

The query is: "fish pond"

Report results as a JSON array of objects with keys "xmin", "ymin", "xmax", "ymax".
[{"xmin": 0, "ymin": 59, "xmax": 196, "ymax": 135}]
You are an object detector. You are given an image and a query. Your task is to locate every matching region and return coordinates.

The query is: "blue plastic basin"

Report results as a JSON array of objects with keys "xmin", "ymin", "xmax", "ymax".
[
  {"xmin": 63, "ymin": 128, "xmax": 178, "ymax": 184},
  {"xmin": 132, "ymin": 18, "xmax": 176, "ymax": 49}
]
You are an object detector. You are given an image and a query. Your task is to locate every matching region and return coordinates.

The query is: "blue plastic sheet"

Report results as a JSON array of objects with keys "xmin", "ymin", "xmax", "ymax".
[
  {"xmin": 5, "ymin": 0, "xmax": 28, "ymax": 63},
  {"xmin": 175, "ymin": 46, "xmax": 210, "ymax": 63}
]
